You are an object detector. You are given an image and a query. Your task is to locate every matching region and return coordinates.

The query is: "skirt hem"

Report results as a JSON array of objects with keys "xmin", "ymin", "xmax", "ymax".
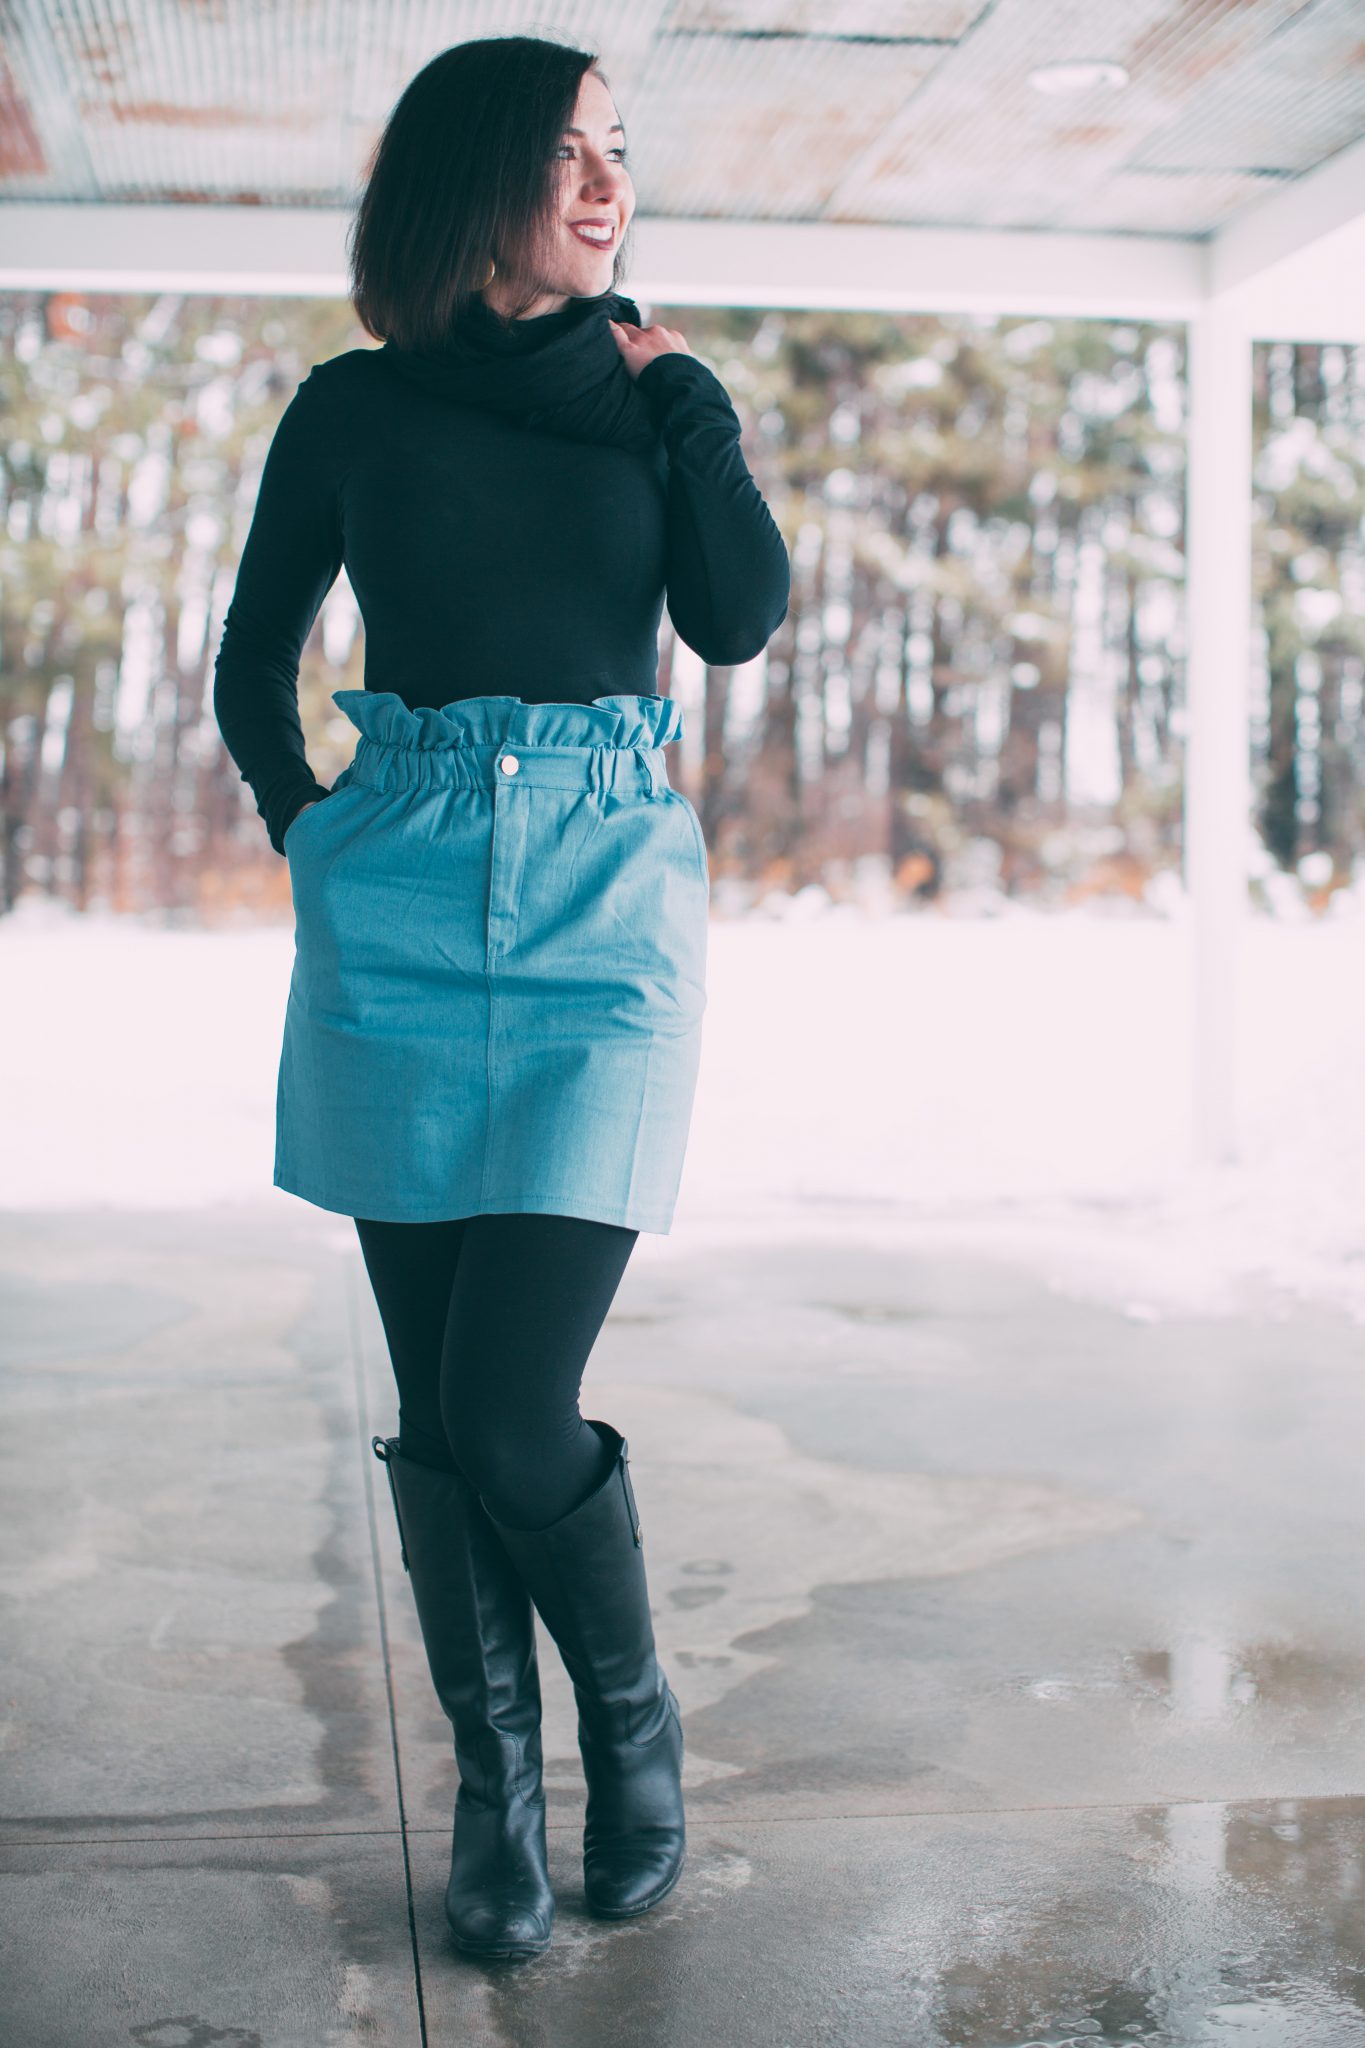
[{"xmin": 273, "ymin": 1172, "xmax": 676, "ymax": 1235}]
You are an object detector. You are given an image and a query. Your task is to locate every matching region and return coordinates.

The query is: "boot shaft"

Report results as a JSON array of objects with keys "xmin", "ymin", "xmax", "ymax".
[
  {"xmin": 371, "ymin": 1435, "xmax": 546, "ymax": 1800},
  {"xmin": 480, "ymin": 1421, "xmax": 669, "ymax": 1731}
]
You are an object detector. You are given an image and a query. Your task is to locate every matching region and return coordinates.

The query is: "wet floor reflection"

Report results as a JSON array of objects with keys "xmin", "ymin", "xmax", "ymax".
[
  {"xmin": 443, "ymin": 1795, "xmax": 1365, "ymax": 2047},
  {"xmin": 891, "ymin": 1796, "xmax": 1365, "ymax": 2047}
]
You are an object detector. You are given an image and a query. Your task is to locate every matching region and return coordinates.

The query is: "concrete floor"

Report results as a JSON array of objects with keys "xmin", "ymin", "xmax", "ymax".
[{"xmin": 3, "ymin": 1204, "xmax": 1365, "ymax": 2047}]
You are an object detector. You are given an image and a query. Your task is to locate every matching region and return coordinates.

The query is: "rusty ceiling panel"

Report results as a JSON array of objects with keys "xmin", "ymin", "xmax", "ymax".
[
  {"xmin": 825, "ymin": 0, "xmax": 1341, "ymax": 228},
  {"xmin": 0, "ymin": 4, "xmax": 98, "ymax": 197},
  {"xmin": 1060, "ymin": 165, "xmax": 1290, "ymax": 236},
  {"xmin": 1129, "ymin": 0, "xmax": 1365, "ymax": 176},
  {"xmin": 630, "ymin": 28, "xmax": 941, "ymax": 217},
  {"xmin": 0, "ymin": 0, "xmax": 1360, "ymax": 239},
  {"xmin": 30, "ymin": 0, "xmax": 351, "ymax": 204},
  {"xmin": 342, "ymin": 0, "xmax": 666, "ymax": 123},
  {"xmin": 666, "ymin": 0, "xmax": 981, "ymax": 34},
  {"xmin": 0, "ymin": 38, "xmax": 45, "ymax": 179}
]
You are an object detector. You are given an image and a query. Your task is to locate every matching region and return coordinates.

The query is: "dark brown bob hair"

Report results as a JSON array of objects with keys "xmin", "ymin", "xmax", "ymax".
[{"xmin": 349, "ymin": 35, "xmax": 633, "ymax": 351}]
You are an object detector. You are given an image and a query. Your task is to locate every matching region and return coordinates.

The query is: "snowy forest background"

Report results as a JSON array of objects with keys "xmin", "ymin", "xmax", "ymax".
[{"xmin": 1, "ymin": 289, "xmax": 1362, "ymax": 923}]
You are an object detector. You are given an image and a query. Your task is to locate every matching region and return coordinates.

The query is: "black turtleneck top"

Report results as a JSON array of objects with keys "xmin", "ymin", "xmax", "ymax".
[{"xmin": 212, "ymin": 295, "xmax": 790, "ymax": 854}]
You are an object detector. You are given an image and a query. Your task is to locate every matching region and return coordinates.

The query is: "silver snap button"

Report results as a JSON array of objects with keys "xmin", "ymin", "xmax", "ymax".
[{"xmin": 500, "ymin": 754, "xmax": 520, "ymax": 776}]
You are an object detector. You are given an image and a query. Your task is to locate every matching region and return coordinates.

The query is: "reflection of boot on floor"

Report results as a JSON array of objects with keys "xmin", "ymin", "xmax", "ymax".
[
  {"xmin": 371, "ymin": 1436, "xmax": 555, "ymax": 1962},
  {"xmin": 483, "ymin": 1419, "xmax": 686, "ymax": 1919}
]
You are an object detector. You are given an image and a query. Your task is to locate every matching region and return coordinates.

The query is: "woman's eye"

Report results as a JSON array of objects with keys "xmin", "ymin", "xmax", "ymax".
[{"xmin": 557, "ymin": 144, "xmax": 629, "ymax": 162}]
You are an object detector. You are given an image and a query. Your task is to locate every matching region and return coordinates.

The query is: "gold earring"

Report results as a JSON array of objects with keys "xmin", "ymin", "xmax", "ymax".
[{"xmin": 478, "ymin": 254, "xmax": 496, "ymax": 288}]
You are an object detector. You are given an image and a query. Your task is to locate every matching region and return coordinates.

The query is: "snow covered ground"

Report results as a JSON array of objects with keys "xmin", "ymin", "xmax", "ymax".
[{"xmin": 5, "ymin": 893, "xmax": 1364, "ymax": 1328}]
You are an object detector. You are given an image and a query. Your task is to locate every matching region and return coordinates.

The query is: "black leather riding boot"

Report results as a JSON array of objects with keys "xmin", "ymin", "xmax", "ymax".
[
  {"xmin": 480, "ymin": 1420, "xmax": 685, "ymax": 1919},
  {"xmin": 371, "ymin": 1435, "xmax": 555, "ymax": 1960}
]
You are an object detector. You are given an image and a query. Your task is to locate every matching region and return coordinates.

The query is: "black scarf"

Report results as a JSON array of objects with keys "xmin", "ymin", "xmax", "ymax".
[{"xmin": 379, "ymin": 288, "xmax": 659, "ymax": 456}]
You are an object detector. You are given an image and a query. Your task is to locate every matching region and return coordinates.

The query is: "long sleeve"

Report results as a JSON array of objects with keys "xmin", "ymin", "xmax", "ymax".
[
  {"xmin": 213, "ymin": 369, "xmax": 345, "ymax": 856},
  {"xmin": 635, "ymin": 352, "xmax": 790, "ymax": 667}
]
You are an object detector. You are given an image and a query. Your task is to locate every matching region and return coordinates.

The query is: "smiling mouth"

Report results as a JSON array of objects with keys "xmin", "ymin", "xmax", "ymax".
[{"xmin": 570, "ymin": 222, "xmax": 616, "ymax": 248}]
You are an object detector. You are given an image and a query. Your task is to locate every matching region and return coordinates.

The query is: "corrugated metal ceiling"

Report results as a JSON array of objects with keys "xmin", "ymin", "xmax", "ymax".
[{"xmin": 1, "ymin": 0, "xmax": 1362, "ymax": 237}]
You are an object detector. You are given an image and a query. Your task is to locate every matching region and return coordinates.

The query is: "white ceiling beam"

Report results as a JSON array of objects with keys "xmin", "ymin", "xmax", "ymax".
[
  {"xmin": 1210, "ymin": 131, "xmax": 1365, "ymax": 295},
  {"xmin": 10, "ymin": 190, "xmax": 1361, "ymax": 337},
  {"xmin": 0, "ymin": 202, "xmax": 1204, "ymax": 322},
  {"xmin": 631, "ymin": 219, "xmax": 1203, "ymax": 322},
  {"xmin": 1206, "ymin": 132, "xmax": 1365, "ymax": 343},
  {"xmin": 0, "ymin": 202, "xmax": 352, "ymax": 297}
]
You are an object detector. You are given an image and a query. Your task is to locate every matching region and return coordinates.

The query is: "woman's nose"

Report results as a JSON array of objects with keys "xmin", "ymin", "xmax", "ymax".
[{"xmin": 583, "ymin": 162, "xmax": 628, "ymax": 201}]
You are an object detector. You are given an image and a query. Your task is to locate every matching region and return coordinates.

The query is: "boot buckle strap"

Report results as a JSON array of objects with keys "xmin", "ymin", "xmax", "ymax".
[
  {"xmin": 619, "ymin": 1447, "xmax": 643, "ymax": 1547},
  {"xmin": 371, "ymin": 1434, "xmax": 411, "ymax": 1572}
]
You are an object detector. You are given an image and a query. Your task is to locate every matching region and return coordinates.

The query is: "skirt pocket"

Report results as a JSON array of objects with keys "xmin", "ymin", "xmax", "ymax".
[
  {"xmin": 282, "ymin": 792, "xmax": 340, "ymax": 857},
  {"xmin": 283, "ymin": 777, "xmax": 368, "ymax": 863},
  {"xmin": 665, "ymin": 788, "xmax": 710, "ymax": 890}
]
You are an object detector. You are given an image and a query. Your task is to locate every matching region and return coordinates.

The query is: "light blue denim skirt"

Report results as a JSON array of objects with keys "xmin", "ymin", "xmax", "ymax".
[{"xmin": 274, "ymin": 689, "xmax": 709, "ymax": 1234}]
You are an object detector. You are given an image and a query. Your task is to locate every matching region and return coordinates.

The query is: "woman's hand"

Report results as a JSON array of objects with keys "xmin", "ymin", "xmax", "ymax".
[{"xmin": 607, "ymin": 319, "xmax": 695, "ymax": 380}]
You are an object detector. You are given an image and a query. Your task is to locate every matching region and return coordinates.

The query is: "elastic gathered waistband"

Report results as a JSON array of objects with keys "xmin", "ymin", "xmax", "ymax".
[
  {"xmin": 329, "ymin": 688, "xmax": 682, "ymax": 796},
  {"xmin": 348, "ymin": 734, "xmax": 672, "ymax": 796}
]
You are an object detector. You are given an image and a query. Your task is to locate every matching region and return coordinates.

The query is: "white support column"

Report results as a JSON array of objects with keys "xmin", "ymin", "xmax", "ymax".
[{"xmin": 1184, "ymin": 299, "xmax": 1253, "ymax": 1166}]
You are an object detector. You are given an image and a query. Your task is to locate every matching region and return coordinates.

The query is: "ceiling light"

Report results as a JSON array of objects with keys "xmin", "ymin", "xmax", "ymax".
[{"xmin": 1027, "ymin": 60, "xmax": 1130, "ymax": 95}]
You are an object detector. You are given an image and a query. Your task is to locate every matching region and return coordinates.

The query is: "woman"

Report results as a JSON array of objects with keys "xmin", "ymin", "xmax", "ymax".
[{"xmin": 213, "ymin": 36, "xmax": 789, "ymax": 1963}]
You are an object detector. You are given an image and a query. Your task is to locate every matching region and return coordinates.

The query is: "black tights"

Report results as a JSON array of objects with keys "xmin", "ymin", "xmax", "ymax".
[{"xmin": 354, "ymin": 1211, "xmax": 639, "ymax": 1531}]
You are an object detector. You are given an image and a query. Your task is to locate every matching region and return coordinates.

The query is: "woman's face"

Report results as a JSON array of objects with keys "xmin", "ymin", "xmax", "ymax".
[{"xmin": 496, "ymin": 69, "xmax": 634, "ymax": 316}]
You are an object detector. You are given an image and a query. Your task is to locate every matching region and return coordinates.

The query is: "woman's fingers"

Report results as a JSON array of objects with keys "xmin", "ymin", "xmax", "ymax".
[{"xmin": 608, "ymin": 318, "xmax": 694, "ymax": 370}]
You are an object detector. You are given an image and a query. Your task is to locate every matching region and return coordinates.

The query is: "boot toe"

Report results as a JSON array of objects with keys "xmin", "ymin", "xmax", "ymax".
[
  {"xmin": 446, "ymin": 1886, "xmax": 554, "ymax": 1958},
  {"xmin": 584, "ymin": 1834, "xmax": 685, "ymax": 1917}
]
